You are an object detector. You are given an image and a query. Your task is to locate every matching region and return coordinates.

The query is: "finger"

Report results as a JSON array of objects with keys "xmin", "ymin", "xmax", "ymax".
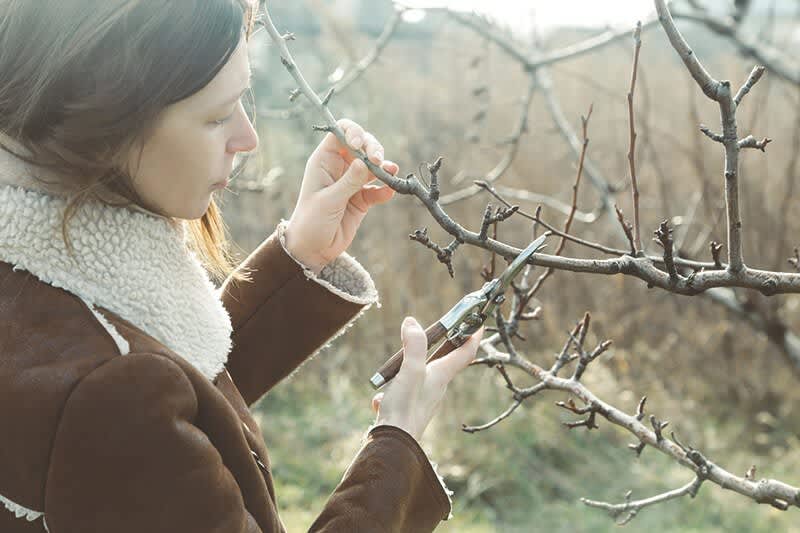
[
  {"xmin": 394, "ymin": 316, "xmax": 427, "ymax": 385},
  {"xmin": 371, "ymin": 392, "xmax": 384, "ymax": 413},
  {"xmin": 354, "ymin": 160, "xmax": 399, "ymax": 207},
  {"xmin": 381, "ymin": 160, "xmax": 399, "ymax": 176},
  {"xmin": 363, "ymin": 133, "xmax": 384, "ymax": 166},
  {"xmin": 363, "ymin": 160, "xmax": 399, "ymax": 186},
  {"xmin": 322, "ymin": 158, "xmax": 372, "ymax": 206},
  {"xmin": 427, "ymin": 326, "xmax": 485, "ymax": 384},
  {"xmin": 360, "ymin": 183, "xmax": 395, "ymax": 207},
  {"xmin": 337, "ymin": 118, "xmax": 367, "ymax": 151}
]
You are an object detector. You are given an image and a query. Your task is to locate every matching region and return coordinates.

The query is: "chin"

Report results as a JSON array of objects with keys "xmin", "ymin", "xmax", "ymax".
[{"xmin": 173, "ymin": 198, "xmax": 213, "ymax": 221}]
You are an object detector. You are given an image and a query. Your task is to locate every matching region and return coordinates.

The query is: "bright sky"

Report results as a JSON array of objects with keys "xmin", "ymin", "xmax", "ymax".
[{"xmin": 400, "ymin": 0, "xmax": 658, "ymax": 33}]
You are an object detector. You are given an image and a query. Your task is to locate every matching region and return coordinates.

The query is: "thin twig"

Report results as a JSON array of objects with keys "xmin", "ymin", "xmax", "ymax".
[
  {"xmin": 628, "ymin": 21, "xmax": 644, "ymax": 254},
  {"xmin": 582, "ymin": 477, "xmax": 705, "ymax": 525}
]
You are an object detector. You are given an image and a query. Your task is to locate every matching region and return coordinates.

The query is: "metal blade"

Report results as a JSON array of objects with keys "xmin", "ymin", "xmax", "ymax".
[{"xmin": 496, "ymin": 234, "xmax": 548, "ymax": 289}]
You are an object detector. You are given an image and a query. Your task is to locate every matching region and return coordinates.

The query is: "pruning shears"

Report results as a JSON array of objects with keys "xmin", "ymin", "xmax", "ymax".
[{"xmin": 370, "ymin": 233, "xmax": 549, "ymax": 389}]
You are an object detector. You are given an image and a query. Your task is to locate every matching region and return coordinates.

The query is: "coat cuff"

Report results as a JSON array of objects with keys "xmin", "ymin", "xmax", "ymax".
[
  {"xmin": 220, "ymin": 220, "xmax": 382, "ymax": 406},
  {"xmin": 365, "ymin": 424, "xmax": 454, "ymax": 521},
  {"xmin": 276, "ymin": 219, "xmax": 380, "ymax": 307}
]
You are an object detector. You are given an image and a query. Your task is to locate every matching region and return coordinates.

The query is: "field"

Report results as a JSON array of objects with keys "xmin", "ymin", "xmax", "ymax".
[{"xmin": 217, "ymin": 6, "xmax": 800, "ymax": 530}]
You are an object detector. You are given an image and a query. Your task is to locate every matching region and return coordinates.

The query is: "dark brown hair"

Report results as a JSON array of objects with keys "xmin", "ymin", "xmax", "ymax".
[{"xmin": 0, "ymin": 0, "xmax": 259, "ymax": 283}]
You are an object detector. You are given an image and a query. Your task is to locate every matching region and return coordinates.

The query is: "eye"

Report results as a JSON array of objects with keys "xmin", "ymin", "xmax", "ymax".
[
  {"xmin": 213, "ymin": 113, "xmax": 233, "ymax": 126},
  {"xmin": 213, "ymin": 97, "xmax": 244, "ymax": 126}
]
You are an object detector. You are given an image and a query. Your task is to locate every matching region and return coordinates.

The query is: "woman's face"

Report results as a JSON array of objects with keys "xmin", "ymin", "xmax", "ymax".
[{"xmin": 125, "ymin": 34, "xmax": 258, "ymax": 220}]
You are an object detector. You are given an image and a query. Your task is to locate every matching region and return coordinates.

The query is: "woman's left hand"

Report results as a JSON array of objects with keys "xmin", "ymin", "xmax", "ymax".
[{"xmin": 284, "ymin": 118, "xmax": 399, "ymax": 274}]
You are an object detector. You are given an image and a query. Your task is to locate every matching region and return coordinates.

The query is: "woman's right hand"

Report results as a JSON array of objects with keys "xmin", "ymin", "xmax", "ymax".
[{"xmin": 371, "ymin": 316, "xmax": 485, "ymax": 441}]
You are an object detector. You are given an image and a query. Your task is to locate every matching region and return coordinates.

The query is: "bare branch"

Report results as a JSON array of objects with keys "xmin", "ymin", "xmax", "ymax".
[
  {"xmin": 734, "ymin": 65, "xmax": 766, "ymax": 106},
  {"xmin": 627, "ymin": 21, "xmax": 644, "ymax": 254},
  {"xmin": 266, "ymin": 11, "xmax": 800, "ymax": 295},
  {"xmin": 738, "ymin": 135, "xmax": 772, "ymax": 151},
  {"xmin": 261, "ymin": 8, "xmax": 404, "ymax": 119},
  {"xmin": 536, "ymin": 68, "xmax": 619, "ymax": 215},
  {"xmin": 671, "ymin": 9, "xmax": 800, "ymax": 87},
  {"xmin": 615, "ymin": 205, "xmax": 637, "ymax": 256},
  {"xmin": 474, "ymin": 182, "xmax": 723, "ymax": 273},
  {"xmin": 653, "ymin": 220, "xmax": 679, "ymax": 281},
  {"xmin": 655, "ymin": 0, "xmax": 748, "ymax": 273},
  {"xmin": 461, "ymin": 395, "xmax": 524, "ymax": 433},
  {"xmin": 269, "ymin": 2, "xmax": 800, "ymax": 524},
  {"xmin": 409, "ymin": 228, "xmax": 462, "ymax": 278},
  {"xmin": 262, "ymin": 10, "xmax": 419, "ymax": 194},
  {"xmin": 655, "ymin": 1, "xmax": 721, "ymax": 99},
  {"xmin": 526, "ymin": 105, "xmax": 594, "ymax": 298},
  {"xmin": 699, "ymin": 124, "xmax": 724, "ymax": 143},
  {"xmin": 473, "ymin": 319, "xmax": 800, "ymax": 514},
  {"xmin": 711, "ymin": 241, "xmax": 724, "ymax": 269},
  {"xmin": 478, "ymin": 182, "xmax": 601, "ymax": 223},
  {"xmin": 572, "ymin": 339, "xmax": 613, "ymax": 381},
  {"xmin": 582, "ymin": 477, "xmax": 705, "ymax": 525},
  {"xmin": 551, "ymin": 320, "xmax": 584, "ymax": 376},
  {"xmin": 636, "ymin": 396, "xmax": 647, "ymax": 420},
  {"xmin": 789, "ymin": 249, "xmax": 800, "ymax": 272}
]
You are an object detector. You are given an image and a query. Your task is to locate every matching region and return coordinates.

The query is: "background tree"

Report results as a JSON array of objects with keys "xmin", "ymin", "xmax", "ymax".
[{"xmin": 221, "ymin": 1, "xmax": 800, "ymax": 530}]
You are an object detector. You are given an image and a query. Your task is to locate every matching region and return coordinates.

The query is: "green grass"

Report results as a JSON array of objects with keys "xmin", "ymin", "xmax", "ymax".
[{"xmin": 254, "ymin": 365, "xmax": 800, "ymax": 533}]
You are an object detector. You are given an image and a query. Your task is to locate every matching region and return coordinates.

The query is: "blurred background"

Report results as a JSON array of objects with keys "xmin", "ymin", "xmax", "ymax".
[{"xmin": 217, "ymin": 1, "xmax": 800, "ymax": 530}]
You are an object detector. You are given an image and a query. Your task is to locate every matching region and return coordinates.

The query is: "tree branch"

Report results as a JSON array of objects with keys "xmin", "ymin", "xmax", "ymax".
[
  {"xmin": 655, "ymin": 0, "xmax": 765, "ymax": 273},
  {"xmin": 627, "ymin": 21, "xmax": 644, "ymax": 255}
]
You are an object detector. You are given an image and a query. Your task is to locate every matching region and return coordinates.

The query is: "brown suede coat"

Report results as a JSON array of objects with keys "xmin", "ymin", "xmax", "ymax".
[{"xmin": 0, "ymin": 225, "xmax": 452, "ymax": 532}]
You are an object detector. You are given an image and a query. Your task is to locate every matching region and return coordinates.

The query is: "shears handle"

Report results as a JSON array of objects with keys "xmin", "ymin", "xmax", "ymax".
[{"xmin": 370, "ymin": 320, "xmax": 462, "ymax": 389}]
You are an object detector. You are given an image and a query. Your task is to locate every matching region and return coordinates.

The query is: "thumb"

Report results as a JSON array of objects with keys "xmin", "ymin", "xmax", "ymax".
[
  {"xmin": 394, "ymin": 316, "xmax": 427, "ymax": 385},
  {"xmin": 326, "ymin": 158, "xmax": 371, "ymax": 204},
  {"xmin": 371, "ymin": 392, "xmax": 384, "ymax": 413},
  {"xmin": 429, "ymin": 326, "xmax": 485, "ymax": 383}
]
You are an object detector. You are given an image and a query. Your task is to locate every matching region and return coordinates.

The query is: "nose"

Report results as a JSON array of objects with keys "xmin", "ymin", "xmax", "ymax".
[{"xmin": 227, "ymin": 113, "xmax": 259, "ymax": 154}]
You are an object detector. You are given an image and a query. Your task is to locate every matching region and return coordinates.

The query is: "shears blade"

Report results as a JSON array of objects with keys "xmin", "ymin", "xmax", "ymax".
[{"xmin": 495, "ymin": 233, "xmax": 549, "ymax": 291}]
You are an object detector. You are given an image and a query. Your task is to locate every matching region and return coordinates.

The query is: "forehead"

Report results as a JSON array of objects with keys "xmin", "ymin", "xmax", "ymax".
[
  {"xmin": 172, "ymin": 37, "xmax": 252, "ymax": 113},
  {"xmin": 204, "ymin": 38, "xmax": 252, "ymax": 95}
]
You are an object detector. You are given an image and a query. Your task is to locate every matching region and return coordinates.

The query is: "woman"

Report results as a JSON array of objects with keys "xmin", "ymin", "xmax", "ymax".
[{"xmin": 0, "ymin": 1, "xmax": 484, "ymax": 532}]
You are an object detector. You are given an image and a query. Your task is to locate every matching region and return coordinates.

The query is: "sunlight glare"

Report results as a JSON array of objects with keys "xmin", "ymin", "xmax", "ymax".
[{"xmin": 398, "ymin": 0, "xmax": 657, "ymax": 34}]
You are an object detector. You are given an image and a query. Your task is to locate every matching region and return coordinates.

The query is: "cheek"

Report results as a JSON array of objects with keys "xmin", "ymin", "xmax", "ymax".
[
  {"xmin": 139, "ymin": 122, "xmax": 225, "ymax": 185},
  {"xmin": 163, "ymin": 133, "xmax": 219, "ymax": 182}
]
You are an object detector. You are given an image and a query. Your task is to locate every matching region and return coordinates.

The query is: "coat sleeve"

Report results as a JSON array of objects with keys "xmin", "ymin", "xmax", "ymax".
[
  {"xmin": 44, "ymin": 353, "xmax": 262, "ymax": 533},
  {"xmin": 310, "ymin": 424, "xmax": 454, "ymax": 532},
  {"xmin": 218, "ymin": 219, "xmax": 380, "ymax": 407}
]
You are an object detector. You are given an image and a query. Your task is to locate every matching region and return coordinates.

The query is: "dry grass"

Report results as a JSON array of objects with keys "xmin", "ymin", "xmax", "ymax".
[{"xmin": 218, "ymin": 16, "xmax": 800, "ymax": 529}]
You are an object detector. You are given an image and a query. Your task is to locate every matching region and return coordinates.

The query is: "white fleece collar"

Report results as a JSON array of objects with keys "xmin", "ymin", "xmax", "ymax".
[{"xmin": 0, "ymin": 143, "xmax": 233, "ymax": 382}]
